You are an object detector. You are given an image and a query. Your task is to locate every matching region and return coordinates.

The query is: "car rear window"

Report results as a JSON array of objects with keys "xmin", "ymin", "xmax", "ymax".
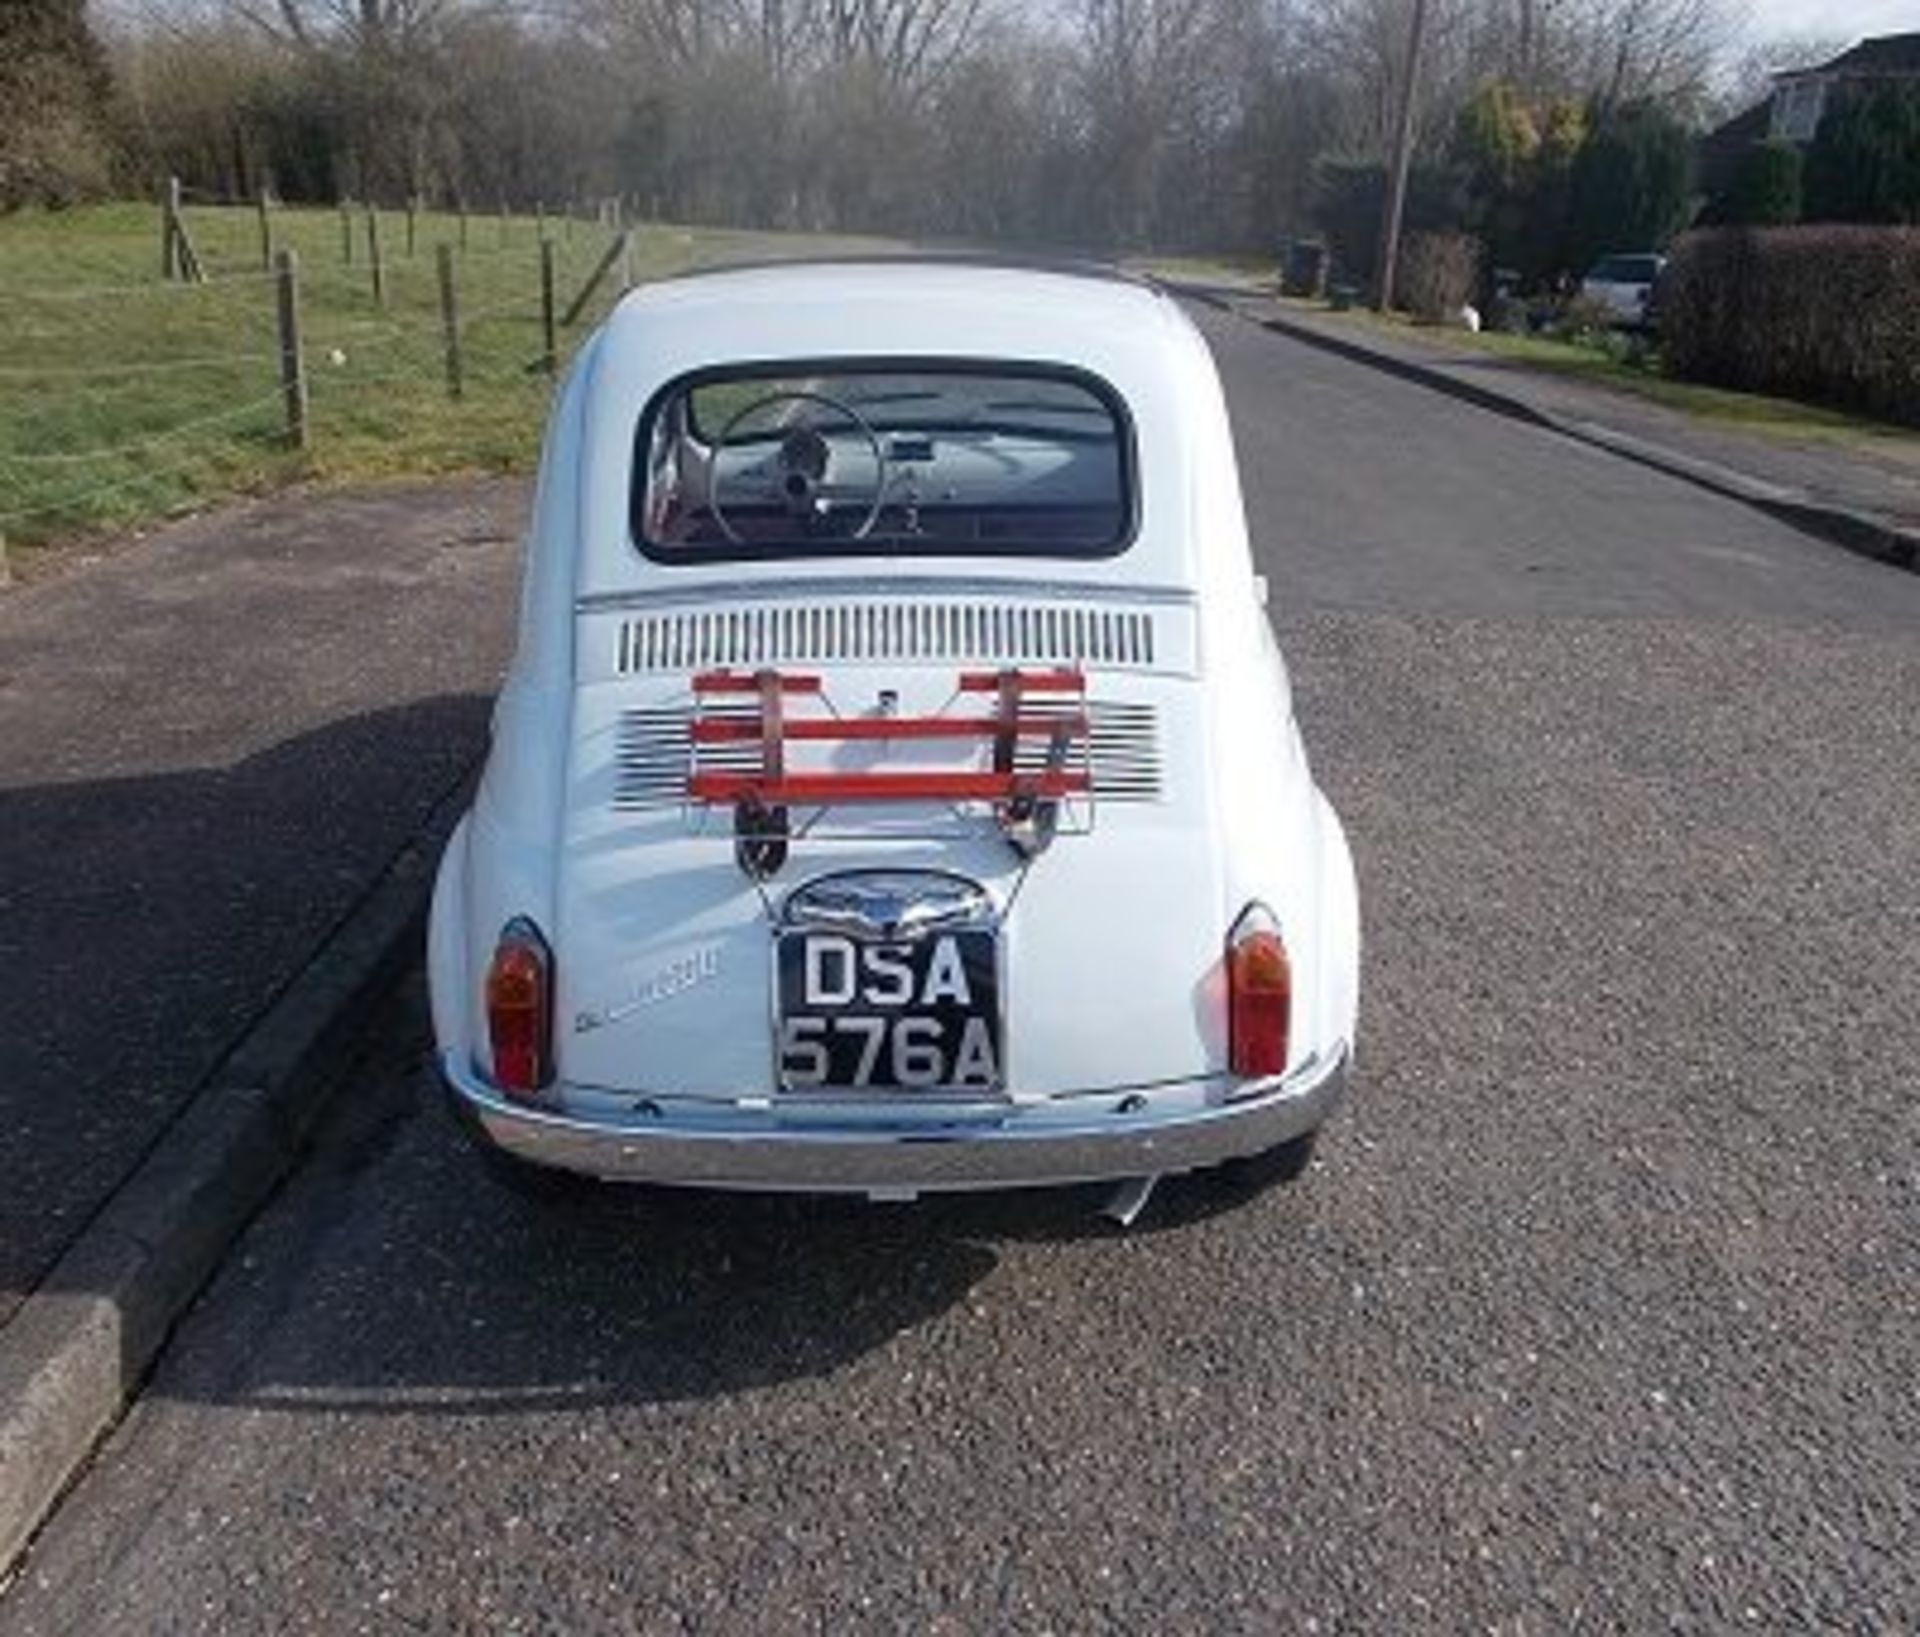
[
  {"xmin": 633, "ymin": 362, "xmax": 1134, "ymax": 562},
  {"xmin": 1588, "ymin": 256, "xmax": 1661, "ymax": 284}
]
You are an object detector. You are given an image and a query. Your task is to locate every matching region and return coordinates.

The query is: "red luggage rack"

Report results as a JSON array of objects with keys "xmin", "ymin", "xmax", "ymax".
[{"xmin": 687, "ymin": 667, "xmax": 1093, "ymax": 876}]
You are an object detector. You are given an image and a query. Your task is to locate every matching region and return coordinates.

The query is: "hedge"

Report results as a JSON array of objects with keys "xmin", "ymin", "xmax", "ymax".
[
  {"xmin": 1394, "ymin": 230, "xmax": 1480, "ymax": 321},
  {"xmin": 1660, "ymin": 226, "xmax": 1920, "ymax": 426}
]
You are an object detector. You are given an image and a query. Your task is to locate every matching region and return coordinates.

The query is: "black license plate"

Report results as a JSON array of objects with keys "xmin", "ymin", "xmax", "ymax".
[{"xmin": 775, "ymin": 929, "xmax": 1001, "ymax": 1092}]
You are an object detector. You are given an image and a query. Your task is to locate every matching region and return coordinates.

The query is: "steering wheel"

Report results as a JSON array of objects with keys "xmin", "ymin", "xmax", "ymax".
[{"xmin": 708, "ymin": 389, "xmax": 889, "ymax": 546}]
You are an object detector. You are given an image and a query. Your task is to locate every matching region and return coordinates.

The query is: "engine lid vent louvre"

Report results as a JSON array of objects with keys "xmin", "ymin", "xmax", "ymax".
[{"xmin": 614, "ymin": 600, "xmax": 1159, "ymax": 675}]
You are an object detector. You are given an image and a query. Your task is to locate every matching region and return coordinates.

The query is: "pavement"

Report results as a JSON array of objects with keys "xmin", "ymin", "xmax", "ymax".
[
  {"xmin": 0, "ymin": 478, "xmax": 527, "ymax": 1565},
  {"xmin": 1183, "ymin": 282, "xmax": 1920, "ymax": 568},
  {"xmin": 0, "ymin": 480, "xmax": 524, "ymax": 1328},
  {"xmin": 3, "ymin": 307, "xmax": 1917, "ymax": 1630}
]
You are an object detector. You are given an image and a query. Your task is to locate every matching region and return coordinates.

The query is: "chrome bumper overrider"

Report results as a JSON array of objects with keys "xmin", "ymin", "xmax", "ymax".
[{"xmin": 440, "ymin": 1048, "xmax": 1348, "ymax": 1194}]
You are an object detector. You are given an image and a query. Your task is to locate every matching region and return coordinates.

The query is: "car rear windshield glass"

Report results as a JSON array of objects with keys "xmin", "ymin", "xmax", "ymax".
[{"xmin": 633, "ymin": 364, "xmax": 1133, "ymax": 561}]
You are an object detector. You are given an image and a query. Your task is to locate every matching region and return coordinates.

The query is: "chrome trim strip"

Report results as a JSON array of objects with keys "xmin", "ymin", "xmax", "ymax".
[
  {"xmin": 576, "ymin": 576, "xmax": 1198, "ymax": 615},
  {"xmin": 440, "ymin": 1048, "xmax": 1348, "ymax": 1193}
]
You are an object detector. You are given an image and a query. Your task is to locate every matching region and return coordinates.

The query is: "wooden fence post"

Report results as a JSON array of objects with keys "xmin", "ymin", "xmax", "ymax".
[
  {"xmin": 366, "ymin": 206, "xmax": 385, "ymax": 306},
  {"xmin": 407, "ymin": 196, "xmax": 419, "ymax": 257},
  {"xmin": 275, "ymin": 248, "xmax": 308, "ymax": 450},
  {"xmin": 161, "ymin": 176, "xmax": 204, "ymax": 283},
  {"xmin": 540, "ymin": 238, "xmax": 557, "ymax": 376},
  {"xmin": 162, "ymin": 176, "xmax": 179, "ymax": 279},
  {"xmin": 256, "ymin": 190, "xmax": 273, "ymax": 270},
  {"xmin": 340, "ymin": 202, "xmax": 353, "ymax": 265},
  {"xmin": 437, "ymin": 243, "xmax": 463, "ymax": 401},
  {"xmin": 560, "ymin": 229, "xmax": 632, "ymax": 327}
]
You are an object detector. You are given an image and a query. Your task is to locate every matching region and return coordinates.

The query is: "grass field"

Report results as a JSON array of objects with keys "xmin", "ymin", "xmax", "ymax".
[{"xmin": 0, "ymin": 202, "xmax": 888, "ymax": 555}]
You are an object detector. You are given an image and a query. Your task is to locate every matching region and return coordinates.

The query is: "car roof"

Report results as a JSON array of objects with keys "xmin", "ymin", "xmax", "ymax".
[
  {"xmin": 602, "ymin": 256, "xmax": 1187, "ymax": 365},
  {"xmin": 658, "ymin": 250, "xmax": 1154, "ymax": 289}
]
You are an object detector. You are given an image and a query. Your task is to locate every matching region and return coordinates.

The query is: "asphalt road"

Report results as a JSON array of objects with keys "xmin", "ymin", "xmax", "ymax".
[{"xmin": 6, "ymin": 307, "xmax": 1919, "ymax": 1632}]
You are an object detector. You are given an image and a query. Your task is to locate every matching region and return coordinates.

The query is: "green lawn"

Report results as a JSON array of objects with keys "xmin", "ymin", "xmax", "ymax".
[{"xmin": 0, "ymin": 202, "xmax": 889, "ymax": 554}]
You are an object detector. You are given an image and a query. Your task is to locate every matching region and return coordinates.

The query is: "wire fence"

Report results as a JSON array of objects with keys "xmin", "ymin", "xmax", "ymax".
[{"xmin": 0, "ymin": 194, "xmax": 660, "ymax": 551}]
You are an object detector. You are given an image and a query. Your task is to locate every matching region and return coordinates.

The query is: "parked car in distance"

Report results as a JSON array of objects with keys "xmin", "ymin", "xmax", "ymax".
[
  {"xmin": 427, "ymin": 256, "xmax": 1361, "ymax": 1218},
  {"xmin": 1580, "ymin": 252, "xmax": 1666, "ymax": 328}
]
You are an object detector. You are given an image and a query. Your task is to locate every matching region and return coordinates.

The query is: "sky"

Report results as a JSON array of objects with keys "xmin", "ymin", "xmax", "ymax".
[{"xmin": 1743, "ymin": 0, "xmax": 1918, "ymax": 45}]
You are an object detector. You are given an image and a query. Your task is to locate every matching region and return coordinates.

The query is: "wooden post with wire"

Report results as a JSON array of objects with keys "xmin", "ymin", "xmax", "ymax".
[
  {"xmin": 274, "ymin": 248, "xmax": 309, "ymax": 451},
  {"xmin": 256, "ymin": 189, "xmax": 273, "ymax": 270},
  {"xmin": 366, "ymin": 205, "xmax": 385, "ymax": 306},
  {"xmin": 161, "ymin": 177, "xmax": 176, "ymax": 278},
  {"xmin": 161, "ymin": 176, "xmax": 205, "ymax": 283},
  {"xmin": 340, "ymin": 201, "xmax": 353, "ymax": 265},
  {"xmin": 539, "ymin": 238, "xmax": 557, "ymax": 376},
  {"xmin": 560, "ymin": 229, "xmax": 632, "ymax": 327},
  {"xmin": 437, "ymin": 243, "xmax": 463, "ymax": 401}
]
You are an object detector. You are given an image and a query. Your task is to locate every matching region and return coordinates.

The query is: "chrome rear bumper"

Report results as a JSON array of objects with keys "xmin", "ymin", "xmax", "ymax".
[{"xmin": 440, "ymin": 1048, "xmax": 1347, "ymax": 1195}]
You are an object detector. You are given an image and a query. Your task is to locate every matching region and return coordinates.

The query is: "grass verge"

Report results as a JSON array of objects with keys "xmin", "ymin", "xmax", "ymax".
[{"xmin": 1287, "ymin": 298, "xmax": 1920, "ymax": 455}]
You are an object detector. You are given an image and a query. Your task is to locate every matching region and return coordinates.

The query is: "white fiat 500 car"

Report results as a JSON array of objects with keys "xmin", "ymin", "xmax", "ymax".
[{"xmin": 428, "ymin": 258, "xmax": 1359, "ymax": 1215}]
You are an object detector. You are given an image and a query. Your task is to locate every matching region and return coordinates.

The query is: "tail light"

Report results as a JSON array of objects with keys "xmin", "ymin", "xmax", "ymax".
[
  {"xmin": 485, "ymin": 917, "xmax": 553, "ymax": 1098},
  {"xmin": 1227, "ymin": 904, "xmax": 1291, "ymax": 1078}
]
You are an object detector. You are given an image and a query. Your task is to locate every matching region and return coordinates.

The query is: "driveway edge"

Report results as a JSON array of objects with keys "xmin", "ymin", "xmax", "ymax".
[
  {"xmin": 0, "ymin": 771, "xmax": 472, "ymax": 1578},
  {"xmin": 1182, "ymin": 286, "xmax": 1920, "ymax": 574}
]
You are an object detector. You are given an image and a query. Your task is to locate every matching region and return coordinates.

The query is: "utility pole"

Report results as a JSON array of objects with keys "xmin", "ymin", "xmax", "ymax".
[{"xmin": 1374, "ymin": 0, "xmax": 1432, "ymax": 312}]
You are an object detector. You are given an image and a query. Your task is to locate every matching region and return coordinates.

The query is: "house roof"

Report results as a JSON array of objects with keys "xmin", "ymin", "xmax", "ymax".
[
  {"xmin": 1785, "ymin": 31, "xmax": 1920, "ymax": 80},
  {"xmin": 1700, "ymin": 98, "xmax": 1771, "ymax": 156}
]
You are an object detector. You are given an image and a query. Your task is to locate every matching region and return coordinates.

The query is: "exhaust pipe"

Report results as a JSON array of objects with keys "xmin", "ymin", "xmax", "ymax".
[{"xmin": 1101, "ymin": 1174, "xmax": 1158, "ymax": 1228}]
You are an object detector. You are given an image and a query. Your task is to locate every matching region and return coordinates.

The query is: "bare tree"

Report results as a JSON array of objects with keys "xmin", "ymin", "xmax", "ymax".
[
  {"xmin": 121, "ymin": 0, "xmax": 1765, "ymax": 251},
  {"xmin": 817, "ymin": 0, "xmax": 990, "ymax": 98}
]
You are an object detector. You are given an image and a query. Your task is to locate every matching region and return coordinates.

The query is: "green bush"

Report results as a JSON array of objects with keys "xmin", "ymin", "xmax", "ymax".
[
  {"xmin": 1451, "ymin": 80, "xmax": 1585, "ymax": 287},
  {"xmin": 1563, "ymin": 100, "xmax": 1692, "ymax": 271},
  {"xmin": 1311, "ymin": 156, "xmax": 1468, "ymax": 291},
  {"xmin": 1395, "ymin": 230, "xmax": 1481, "ymax": 319},
  {"xmin": 1723, "ymin": 140, "xmax": 1803, "ymax": 226},
  {"xmin": 1661, "ymin": 226, "xmax": 1920, "ymax": 424},
  {"xmin": 1804, "ymin": 82, "xmax": 1920, "ymax": 225}
]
